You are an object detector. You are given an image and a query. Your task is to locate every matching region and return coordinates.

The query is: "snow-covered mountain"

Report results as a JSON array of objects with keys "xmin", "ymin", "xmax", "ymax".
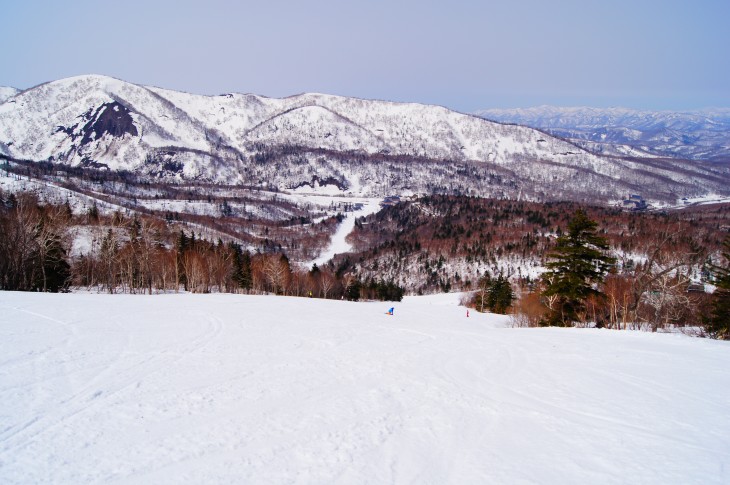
[
  {"xmin": 0, "ymin": 75, "xmax": 599, "ymax": 170},
  {"xmin": 1, "ymin": 75, "xmax": 729, "ymax": 203},
  {"xmin": 0, "ymin": 86, "xmax": 20, "ymax": 104},
  {"xmin": 476, "ymin": 106, "xmax": 730, "ymax": 162}
]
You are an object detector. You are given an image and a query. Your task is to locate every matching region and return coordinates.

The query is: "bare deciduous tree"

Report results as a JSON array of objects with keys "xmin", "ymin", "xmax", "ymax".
[{"xmin": 318, "ymin": 270, "xmax": 336, "ymax": 299}]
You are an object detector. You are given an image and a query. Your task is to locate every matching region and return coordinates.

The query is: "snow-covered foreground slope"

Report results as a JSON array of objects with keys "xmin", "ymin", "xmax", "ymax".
[{"xmin": 1, "ymin": 292, "xmax": 728, "ymax": 484}]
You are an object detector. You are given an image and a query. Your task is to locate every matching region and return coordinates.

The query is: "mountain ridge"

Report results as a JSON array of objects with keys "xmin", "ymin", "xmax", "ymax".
[
  {"xmin": 0, "ymin": 86, "xmax": 20, "ymax": 104},
  {"xmin": 1, "ymin": 75, "xmax": 729, "ymax": 204}
]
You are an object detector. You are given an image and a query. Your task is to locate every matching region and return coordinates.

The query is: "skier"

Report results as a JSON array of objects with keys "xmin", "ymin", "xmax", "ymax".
[{"xmin": 386, "ymin": 307, "xmax": 394, "ymax": 315}]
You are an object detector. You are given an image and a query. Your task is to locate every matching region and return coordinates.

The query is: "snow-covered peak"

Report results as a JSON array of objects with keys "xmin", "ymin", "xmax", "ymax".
[{"xmin": 1, "ymin": 75, "xmax": 729, "ymax": 203}]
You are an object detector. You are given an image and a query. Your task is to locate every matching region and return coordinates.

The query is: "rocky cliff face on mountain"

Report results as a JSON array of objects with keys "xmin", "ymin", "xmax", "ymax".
[{"xmin": 1, "ymin": 75, "xmax": 729, "ymax": 204}]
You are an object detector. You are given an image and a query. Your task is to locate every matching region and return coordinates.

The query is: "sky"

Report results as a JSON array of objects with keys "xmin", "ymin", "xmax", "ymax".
[{"xmin": 1, "ymin": 0, "xmax": 729, "ymax": 112}]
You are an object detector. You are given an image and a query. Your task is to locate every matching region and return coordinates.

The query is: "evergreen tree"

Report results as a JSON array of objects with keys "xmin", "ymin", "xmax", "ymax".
[
  {"xmin": 87, "ymin": 202, "xmax": 99, "ymax": 222},
  {"xmin": 5, "ymin": 193, "xmax": 17, "ymax": 209},
  {"xmin": 229, "ymin": 243, "xmax": 245, "ymax": 292},
  {"xmin": 63, "ymin": 200, "xmax": 73, "ymax": 219},
  {"xmin": 176, "ymin": 230, "xmax": 189, "ymax": 290},
  {"xmin": 240, "ymin": 250, "xmax": 252, "ymax": 291},
  {"xmin": 345, "ymin": 279, "xmax": 361, "ymax": 301},
  {"xmin": 229, "ymin": 246, "xmax": 252, "ymax": 292},
  {"xmin": 542, "ymin": 209, "xmax": 615, "ymax": 326},
  {"xmin": 487, "ymin": 274, "xmax": 514, "ymax": 314},
  {"xmin": 705, "ymin": 235, "xmax": 730, "ymax": 339},
  {"xmin": 370, "ymin": 280, "xmax": 404, "ymax": 302},
  {"xmin": 473, "ymin": 273, "xmax": 513, "ymax": 314}
]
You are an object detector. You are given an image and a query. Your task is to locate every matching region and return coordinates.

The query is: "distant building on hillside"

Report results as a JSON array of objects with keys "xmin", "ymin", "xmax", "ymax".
[
  {"xmin": 381, "ymin": 196, "xmax": 401, "ymax": 207},
  {"xmin": 623, "ymin": 194, "xmax": 647, "ymax": 211}
]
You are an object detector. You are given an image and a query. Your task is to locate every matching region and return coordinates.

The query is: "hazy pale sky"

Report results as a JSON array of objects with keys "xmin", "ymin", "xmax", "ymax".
[{"xmin": 2, "ymin": 0, "xmax": 729, "ymax": 111}]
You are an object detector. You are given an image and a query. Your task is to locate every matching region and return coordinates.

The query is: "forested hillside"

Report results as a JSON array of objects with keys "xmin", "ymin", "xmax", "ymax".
[
  {"xmin": 342, "ymin": 195, "xmax": 729, "ymax": 291},
  {"xmin": 3, "ymin": 185, "xmax": 728, "ymax": 335}
]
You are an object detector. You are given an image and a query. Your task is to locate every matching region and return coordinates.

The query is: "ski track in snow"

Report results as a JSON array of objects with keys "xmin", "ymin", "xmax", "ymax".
[
  {"xmin": 304, "ymin": 198, "xmax": 381, "ymax": 268},
  {"xmin": 0, "ymin": 292, "xmax": 729, "ymax": 484}
]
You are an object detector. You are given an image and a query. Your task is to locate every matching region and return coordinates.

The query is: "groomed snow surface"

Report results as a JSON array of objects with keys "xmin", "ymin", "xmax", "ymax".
[{"xmin": 1, "ymin": 292, "xmax": 729, "ymax": 484}]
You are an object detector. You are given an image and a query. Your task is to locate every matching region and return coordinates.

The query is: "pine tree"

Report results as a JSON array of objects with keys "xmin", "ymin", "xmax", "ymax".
[
  {"xmin": 87, "ymin": 202, "xmax": 99, "ymax": 222},
  {"xmin": 473, "ymin": 273, "xmax": 514, "ymax": 314},
  {"xmin": 487, "ymin": 274, "xmax": 514, "ymax": 314},
  {"xmin": 229, "ymin": 243, "xmax": 244, "ymax": 292},
  {"xmin": 705, "ymin": 235, "xmax": 730, "ymax": 339},
  {"xmin": 345, "ymin": 279, "xmax": 361, "ymax": 301},
  {"xmin": 542, "ymin": 209, "xmax": 615, "ymax": 326},
  {"xmin": 176, "ymin": 231, "xmax": 189, "ymax": 291}
]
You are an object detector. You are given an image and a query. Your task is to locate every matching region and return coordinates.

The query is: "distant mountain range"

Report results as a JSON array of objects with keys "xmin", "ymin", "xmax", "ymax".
[
  {"xmin": 1, "ymin": 75, "xmax": 729, "ymax": 204},
  {"xmin": 475, "ymin": 106, "xmax": 730, "ymax": 162}
]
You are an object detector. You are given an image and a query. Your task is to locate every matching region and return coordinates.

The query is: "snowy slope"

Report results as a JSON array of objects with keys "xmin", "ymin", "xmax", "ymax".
[
  {"xmin": 1, "ymin": 292, "xmax": 729, "ymax": 484},
  {"xmin": 0, "ymin": 76, "xmax": 210, "ymax": 171},
  {"xmin": 144, "ymin": 87, "xmax": 576, "ymax": 164},
  {"xmin": 0, "ymin": 86, "xmax": 20, "ymax": 104}
]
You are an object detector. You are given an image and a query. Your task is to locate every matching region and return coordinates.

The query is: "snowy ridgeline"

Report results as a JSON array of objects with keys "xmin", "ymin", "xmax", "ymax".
[
  {"xmin": 1, "ymin": 292, "xmax": 729, "ymax": 484},
  {"xmin": 2, "ymin": 74, "xmax": 729, "ymax": 203}
]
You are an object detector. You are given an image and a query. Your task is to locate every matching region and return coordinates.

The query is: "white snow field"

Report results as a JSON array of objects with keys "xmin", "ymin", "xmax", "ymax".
[{"xmin": 1, "ymin": 292, "xmax": 729, "ymax": 484}]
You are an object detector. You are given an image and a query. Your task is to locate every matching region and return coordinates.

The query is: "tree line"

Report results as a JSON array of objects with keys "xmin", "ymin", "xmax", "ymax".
[
  {"xmin": 0, "ymin": 190, "xmax": 404, "ymax": 301},
  {"xmin": 0, "ymin": 192, "xmax": 71, "ymax": 292},
  {"xmin": 508, "ymin": 209, "xmax": 729, "ymax": 339},
  {"xmin": 2, "ymin": 189, "xmax": 727, "ymax": 338},
  {"xmin": 344, "ymin": 195, "xmax": 729, "ymax": 336}
]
